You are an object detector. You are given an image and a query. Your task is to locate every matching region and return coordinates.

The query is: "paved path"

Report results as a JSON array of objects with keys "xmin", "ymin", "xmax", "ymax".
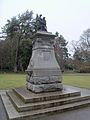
[
  {"xmin": 0, "ymin": 86, "xmax": 90, "ymax": 120},
  {"xmin": 39, "ymin": 107, "xmax": 90, "ymax": 120},
  {"xmin": 0, "ymin": 95, "xmax": 7, "ymax": 120}
]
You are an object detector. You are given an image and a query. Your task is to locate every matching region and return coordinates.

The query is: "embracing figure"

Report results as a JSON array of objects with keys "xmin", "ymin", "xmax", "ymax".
[{"xmin": 36, "ymin": 14, "xmax": 47, "ymax": 31}]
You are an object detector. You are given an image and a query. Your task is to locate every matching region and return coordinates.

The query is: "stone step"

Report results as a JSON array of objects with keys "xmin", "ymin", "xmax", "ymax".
[
  {"xmin": 1, "ymin": 93, "xmax": 90, "ymax": 120},
  {"xmin": 7, "ymin": 90, "xmax": 90, "ymax": 112},
  {"xmin": 13, "ymin": 87, "xmax": 81, "ymax": 103}
]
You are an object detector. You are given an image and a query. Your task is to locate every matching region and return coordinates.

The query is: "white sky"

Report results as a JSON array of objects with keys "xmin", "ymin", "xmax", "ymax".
[{"xmin": 0, "ymin": 0, "xmax": 90, "ymax": 45}]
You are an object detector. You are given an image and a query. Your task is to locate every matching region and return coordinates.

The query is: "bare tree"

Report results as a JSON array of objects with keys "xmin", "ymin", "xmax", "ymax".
[{"xmin": 72, "ymin": 28, "xmax": 90, "ymax": 72}]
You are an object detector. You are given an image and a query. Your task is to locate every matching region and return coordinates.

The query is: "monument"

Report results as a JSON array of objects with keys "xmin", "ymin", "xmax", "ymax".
[
  {"xmin": 1, "ymin": 15, "xmax": 90, "ymax": 120},
  {"xmin": 26, "ymin": 14, "xmax": 63, "ymax": 92}
]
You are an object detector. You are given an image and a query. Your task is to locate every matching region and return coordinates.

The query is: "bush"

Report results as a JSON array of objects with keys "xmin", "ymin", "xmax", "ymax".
[{"xmin": 79, "ymin": 66, "xmax": 90, "ymax": 73}]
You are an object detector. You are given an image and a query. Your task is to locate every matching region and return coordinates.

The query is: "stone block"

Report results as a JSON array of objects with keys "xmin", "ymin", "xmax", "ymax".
[
  {"xmin": 27, "ymin": 75, "xmax": 62, "ymax": 84},
  {"xmin": 27, "ymin": 82, "xmax": 63, "ymax": 93}
]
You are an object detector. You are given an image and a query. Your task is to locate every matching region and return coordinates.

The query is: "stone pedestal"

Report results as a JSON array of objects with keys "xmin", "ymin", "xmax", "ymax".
[{"xmin": 26, "ymin": 31, "xmax": 63, "ymax": 92}]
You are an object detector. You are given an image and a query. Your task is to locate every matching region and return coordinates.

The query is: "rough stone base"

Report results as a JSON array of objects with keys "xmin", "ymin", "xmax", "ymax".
[
  {"xmin": 26, "ymin": 75, "xmax": 62, "ymax": 84},
  {"xmin": 26, "ymin": 82, "xmax": 63, "ymax": 93}
]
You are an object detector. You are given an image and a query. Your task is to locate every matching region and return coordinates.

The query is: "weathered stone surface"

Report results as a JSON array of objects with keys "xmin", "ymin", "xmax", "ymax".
[
  {"xmin": 26, "ymin": 75, "xmax": 62, "ymax": 84},
  {"xmin": 1, "ymin": 86, "xmax": 90, "ymax": 120},
  {"xmin": 26, "ymin": 31, "xmax": 63, "ymax": 92},
  {"xmin": 7, "ymin": 90, "xmax": 90, "ymax": 112},
  {"xmin": 12, "ymin": 87, "xmax": 81, "ymax": 103},
  {"xmin": 27, "ymin": 82, "xmax": 63, "ymax": 93}
]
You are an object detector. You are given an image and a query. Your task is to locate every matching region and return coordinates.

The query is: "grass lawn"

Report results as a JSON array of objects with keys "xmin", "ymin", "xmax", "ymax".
[
  {"xmin": 63, "ymin": 73, "xmax": 90, "ymax": 89},
  {"xmin": 0, "ymin": 73, "xmax": 26, "ymax": 89},
  {"xmin": 0, "ymin": 73, "xmax": 90, "ymax": 90}
]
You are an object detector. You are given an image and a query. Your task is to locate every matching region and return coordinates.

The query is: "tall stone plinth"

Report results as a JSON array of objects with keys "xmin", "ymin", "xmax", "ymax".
[{"xmin": 26, "ymin": 31, "xmax": 63, "ymax": 92}]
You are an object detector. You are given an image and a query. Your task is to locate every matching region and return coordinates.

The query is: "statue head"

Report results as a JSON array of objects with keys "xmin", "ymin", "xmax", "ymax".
[
  {"xmin": 43, "ymin": 17, "xmax": 45, "ymax": 20},
  {"xmin": 40, "ymin": 14, "xmax": 42, "ymax": 18}
]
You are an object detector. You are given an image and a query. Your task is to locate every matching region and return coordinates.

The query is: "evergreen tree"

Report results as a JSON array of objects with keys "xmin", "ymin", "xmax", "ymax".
[{"xmin": 1, "ymin": 10, "xmax": 34, "ymax": 72}]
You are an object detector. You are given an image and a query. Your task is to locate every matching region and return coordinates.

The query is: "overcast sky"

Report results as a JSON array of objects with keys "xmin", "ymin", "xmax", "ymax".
[{"xmin": 0, "ymin": 0, "xmax": 90, "ymax": 45}]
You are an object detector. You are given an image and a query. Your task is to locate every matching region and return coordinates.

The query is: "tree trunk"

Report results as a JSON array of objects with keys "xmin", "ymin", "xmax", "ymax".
[{"xmin": 14, "ymin": 34, "xmax": 20, "ymax": 72}]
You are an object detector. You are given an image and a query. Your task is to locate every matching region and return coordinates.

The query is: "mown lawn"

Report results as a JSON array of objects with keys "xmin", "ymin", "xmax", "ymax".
[
  {"xmin": 0, "ymin": 73, "xmax": 90, "ymax": 90},
  {"xmin": 63, "ymin": 73, "xmax": 90, "ymax": 89},
  {"xmin": 0, "ymin": 73, "xmax": 26, "ymax": 89}
]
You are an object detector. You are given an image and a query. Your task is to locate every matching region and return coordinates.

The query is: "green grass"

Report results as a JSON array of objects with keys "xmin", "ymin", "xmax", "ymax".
[
  {"xmin": 0, "ymin": 73, "xmax": 90, "ymax": 90},
  {"xmin": 63, "ymin": 73, "xmax": 90, "ymax": 89},
  {"xmin": 0, "ymin": 73, "xmax": 26, "ymax": 89}
]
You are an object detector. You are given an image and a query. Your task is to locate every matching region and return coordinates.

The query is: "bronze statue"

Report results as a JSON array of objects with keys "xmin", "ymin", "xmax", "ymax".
[{"xmin": 36, "ymin": 14, "xmax": 47, "ymax": 31}]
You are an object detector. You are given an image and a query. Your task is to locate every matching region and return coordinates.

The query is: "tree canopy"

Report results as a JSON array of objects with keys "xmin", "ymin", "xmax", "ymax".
[
  {"xmin": 72, "ymin": 28, "xmax": 90, "ymax": 72},
  {"xmin": 0, "ymin": 10, "xmax": 34, "ymax": 72}
]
